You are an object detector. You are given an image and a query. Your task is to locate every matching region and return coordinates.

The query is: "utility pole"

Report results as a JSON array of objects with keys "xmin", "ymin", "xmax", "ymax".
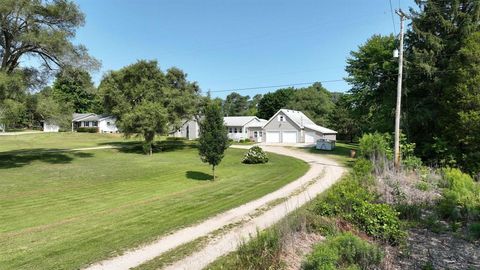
[{"xmin": 394, "ymin": 9, "xmax": 407, "ymax": 171}]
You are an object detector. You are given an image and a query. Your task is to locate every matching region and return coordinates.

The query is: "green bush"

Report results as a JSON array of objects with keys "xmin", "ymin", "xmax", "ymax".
[
  {"xmin": 352, "ymin": 159, "xmax": 374, "ymax": 183},
  {"xmin": 244, "ymin": 138, "xmax": 251, "ymax": 143},
  {"xmin": 242, "ymin": 146, "xmax": 269, "ymax": 164},
  {"xmin": 76, "ymin": 127, "xmax": 98, "ymax": 133},
  {"xmin": 403, "ymin": 156, "xmax": 423, "ymax": 171},
  {"xmin": 312, "ymin": 177, "xmax": 375, "ymax": 218},
  {"xmin": 415, "ymin": 181, "xmax": 430, "ymax": 191},
  {"xmin": 468, "ymin": 222, "xmax": 480, "ymax": 239},
  {"xmin": 438, "ymin": 168, "xmax": 480, "ymax": 222},
  {"xmin": 303, "ymin": 232, "xmax": 383, "ymax": 270},
  {"xmin": 235, "ymin": 230, "xmax": 283, "ymax": 270},
  {"xmin": 396, "ymin": 203, "xmax": 422, "ymax": 221},
  {"xmin": 239, "ymin": 139, "xmax": 245, "ymax": 143},
  {"xmin": 358, "ymin": 133, "xmax": 392, "ymax": 160},
  {"xmin": 353, "ymin": 202, "xmax": 404, "ymax": 245}
]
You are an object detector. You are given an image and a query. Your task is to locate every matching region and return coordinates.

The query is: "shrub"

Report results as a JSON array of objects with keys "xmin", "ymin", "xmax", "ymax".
[
  {"xmin": 438, "ymin": 168, "xmax": 480, "ymax": 222},
  {"xmin": 239, "ymin": 139, "xmax": 245, "ymax": 143},
  {"xmin": 244, "ymin": 138, "xmax": 251, "ymax": 143},
  {"xmin": 76, "ymin": 127, "xmax": 98, "ymax": 133},
  {"xmin": 303, "ymin": 232, "xmax": 383, "ymax": 270},
  {"xmin": 403, "ymin": 156, "xmax": 423, "ymax": 171},
  {"xmin": 242, "ymin": 146, "xmax": 269, "ymax": 164},
  {"xmin": 358, "ymin": 133, "xmax": 392, "ymax": 160},
  {"xmin": 235, "ymin": 230, "xmax": 283, "ymax": 269},
  {"xmin": 353, "ymin": 202, "xmax": 404, "ymax": 245},
  {"xmin": 415, "ymin": 181, "xmax": 430, "ymax": 191},
  {"xmin": 312, "ymin": 177, "xmax": 375, "ymax": 218},
  {"xmin": 468, "ymin": 222, "xmax": 480, "ymax": 239},
  {"xmin": 352, "ymin": 159, "xmax": 374, "ymax": 184}
]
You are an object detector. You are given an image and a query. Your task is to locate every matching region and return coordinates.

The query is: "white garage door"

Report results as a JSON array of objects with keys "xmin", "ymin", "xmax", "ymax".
[
  {"xmin": 305, "ymin": 132, "xmax": 316, "ymax": 143},
  {"xmin": 266, "ymin": 131, "xmax": 280, "ymax": 143},
  {"xmin": 282, "ymin": 131, "xmax": 297, "ymax": 143}
]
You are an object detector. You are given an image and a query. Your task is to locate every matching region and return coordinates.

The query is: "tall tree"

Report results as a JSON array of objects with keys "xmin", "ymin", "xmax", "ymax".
[
  {"xmin": 345, "ymin": 34, "xmax": 398, "ymax": 134},
  {"xmin": 198, "ymin": 102, "xmax": 229, "ymax": 180},
  {"xmin": 256, "ymin": 88, "xmax": 294, "ymax": 120},
  {"xmin": 222, "ymin": 92, "xmax": 249, "ymax": 116},
  {"xmin": 99, "ymin": 60, "xmax": 200, "ymax": 155},
  {"xmin": 0, "ymin": 0, "xmax": 99, "ymax": 76},
  {"xmin": 287, "ymin": 82, "xmax": 334, "ymax": 126},
  {"xmin": 328, "ymin": 93, "xmax": 360, "ymax": 142},
  {"xmin": 36, "ymin": 87, "xmax": 73, "ymax": 130},
  {"xmin": 51, "ymin": 68, "xmax": 99, "ymax": 113},
  {"xmin": 405, "ymin": 0, "xmax": 480, "ymax": 173},
  {"xmin": 247, "ymin": 94, "xmax": 262, "ymax": 116}
]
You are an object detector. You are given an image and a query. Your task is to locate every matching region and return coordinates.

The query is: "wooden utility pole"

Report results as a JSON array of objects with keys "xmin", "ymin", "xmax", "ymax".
[{"xmin": 394, "ymin": 9, "xmax": 407, "ymax": 171}]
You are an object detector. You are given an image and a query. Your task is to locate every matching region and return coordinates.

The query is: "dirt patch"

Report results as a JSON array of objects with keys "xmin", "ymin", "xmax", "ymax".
[
  {"xmin": 394, "ymin": 228, "xmax": 480, "ymax": 270},
  {"xmin": 280, "ymin": 232, "xmax": 324, "ymax": 270}
]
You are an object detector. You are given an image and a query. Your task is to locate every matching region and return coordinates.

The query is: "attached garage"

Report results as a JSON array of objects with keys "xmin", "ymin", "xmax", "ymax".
[
  {"xmin": 305, "ymin": 132, "xmax": 316, "ymax": 143},
  {"xmin": 282, "ymin": 131, "xmax": 297, "ymax": 143},
  {"xmin": 266, "ymin": 131, "xmax": 280, "ymax": 143}
]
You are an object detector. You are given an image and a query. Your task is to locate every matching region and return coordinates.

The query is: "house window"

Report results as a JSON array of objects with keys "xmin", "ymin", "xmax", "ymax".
[
  {"xmin": 234, "ymin": 128, "xmax": 238, "ymax": 133},
  {"xmin": 254, "ymin": 131, "xmax": 258, "ymax": 138},
  {"xmin": 259, "ymin": 131, "xmax": 263, "ymax": 137},
  {"xmin": 84, "ymin": 121, "xmax": 90, "ymax": 127},
  {"xmin": 229, "ymin": 128, "xmax": 233, "ymax": 133},
  {"xmin": 92, "ymin": 121, "xmax": 98, "ymax": 127},
  {"xmin": 107, "ymin": 122, "xmax": 111, "ymax": 126},
  {"xmin": 279, "ymin": 115, "xmax": 285, "ymax": 122}
]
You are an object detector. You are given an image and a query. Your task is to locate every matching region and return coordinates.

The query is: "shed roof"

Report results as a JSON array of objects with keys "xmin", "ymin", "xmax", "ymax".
[
  {"xmin": 265, "ymin": 109, "xmax": 337, "ymax": 134},
  {"xmin": 223, "ymin": 116, "xmax": 258, "ymax": 127}
]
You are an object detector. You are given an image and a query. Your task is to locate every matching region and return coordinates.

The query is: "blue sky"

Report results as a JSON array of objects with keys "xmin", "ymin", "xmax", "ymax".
[{"xmin": 74, "ymin": 0, "xmax": 414, "ymax": 98}]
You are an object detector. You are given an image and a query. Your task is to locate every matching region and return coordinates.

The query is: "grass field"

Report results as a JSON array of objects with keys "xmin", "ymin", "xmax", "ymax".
[
  {"xmin": 305, "ymin": 141, "xmax": 359, "ymax": 167},
  {"xmin": 0, "ymin": 133, "xmax": 308, "ymax": 269}
]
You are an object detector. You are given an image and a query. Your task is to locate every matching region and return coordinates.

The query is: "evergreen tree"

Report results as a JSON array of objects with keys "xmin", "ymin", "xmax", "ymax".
[{"xmin": 198, "ymin": 103, "xmax": 229, "ymax": 180}]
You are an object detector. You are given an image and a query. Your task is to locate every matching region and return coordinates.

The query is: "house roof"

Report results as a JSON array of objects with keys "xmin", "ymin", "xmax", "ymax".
[
  {"xmin": 264, "ymin": 109, "xmax": 337, "ymax": 134},
  {"xmin": 223, "ymin": 116, "xmax": 258, "ymax": 127},
  {"xmin": 247, "ymin": 119, "xmax": 268, "ymax": 128},
  {"xmin": 72, "ymin": 113, "xmax": 115, "ymax": 122}
]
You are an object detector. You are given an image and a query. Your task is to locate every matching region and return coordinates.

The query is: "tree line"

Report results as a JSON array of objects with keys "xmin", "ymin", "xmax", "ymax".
[{"xmin": 1, "ymin": 0, "xmax": 479, "ymax": 176}]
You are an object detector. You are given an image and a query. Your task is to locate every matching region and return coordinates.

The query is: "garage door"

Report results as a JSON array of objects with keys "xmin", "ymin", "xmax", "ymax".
[
  {"xmin": 305, "ymin": 132, "xmax": 316, "ymax": 143},
  {"xmin": 266, "ymin": 131, "xmax": 280, "ymax": 143},
  {"xmin": 282, "ymin": 131, "xmax": 297, "ymax": 143}
]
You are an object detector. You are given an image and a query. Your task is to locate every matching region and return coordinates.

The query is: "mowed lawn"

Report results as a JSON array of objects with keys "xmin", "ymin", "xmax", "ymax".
[{"xmin": 0, "ymin": 133, "xmax": 308, "ymax": 269}]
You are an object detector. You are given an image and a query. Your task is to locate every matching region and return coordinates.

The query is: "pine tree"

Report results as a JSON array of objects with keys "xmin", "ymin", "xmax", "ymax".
[{"xmin": 198, "ymin": 103, "xmax": 229, "ymax": 180}]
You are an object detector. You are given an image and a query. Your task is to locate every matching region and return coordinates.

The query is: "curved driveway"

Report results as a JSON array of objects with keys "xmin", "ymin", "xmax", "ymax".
[{"xmin": 85, "ymin": 145, "xmax": 346, "ymax": 270}]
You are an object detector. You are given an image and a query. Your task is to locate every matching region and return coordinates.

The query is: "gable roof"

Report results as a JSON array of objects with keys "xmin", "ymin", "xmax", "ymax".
[
  {"xmin": 264, "ymin": 109, "xmax": 337, "ymax": 134},
  {"xmin": 72, "ymin": 113, "xmax": 115, "ymax": 122},
  {"xmin": 223, "ymin": 116, "xmax": 258, "ymax": 127}
]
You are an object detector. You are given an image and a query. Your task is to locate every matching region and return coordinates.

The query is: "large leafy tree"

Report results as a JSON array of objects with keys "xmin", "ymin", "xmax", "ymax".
[
  {"xmin": 287, "ymin": 82, "xmax": 334, "ymax": 126},
  {"xmin": 328, "ymin": 93, "xmax": 360, "ymax": 142},
  {"xmin": 256, "ymin": 87, "xmax": 294, "ymax": 120},
  {"xmin": 222, "ymin": 92, "xmax": 249, "ymax": 116},
  {"xmin": 36, "ymin": 87, "xmax": 73, "ymax": 129},
  {"xmin": 345, "ymin": 34, "xmax": 398, "ymax": 134},
  {"xmin": 405, "ymin": 0, "xmax": 480, "ymax": 173},
  {"xmin": 51, "ymin": 68, "xmax": 99, "ymax": 113},
  {"xmin": 0, "ymin": 0, "xmax": 99, "ymax": 75},
  {"xmin": 99, "ymin": 60, "xmax": 200, "ymax": 155},
  {"xmin": 198, "ymin": 102, "xmax": 229, "ymax": 180}
]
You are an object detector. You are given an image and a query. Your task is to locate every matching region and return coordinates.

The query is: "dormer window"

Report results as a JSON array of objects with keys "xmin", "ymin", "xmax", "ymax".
[{"xmin": 279, "ymin": 115, "xmax": 285, "ymax": 122}]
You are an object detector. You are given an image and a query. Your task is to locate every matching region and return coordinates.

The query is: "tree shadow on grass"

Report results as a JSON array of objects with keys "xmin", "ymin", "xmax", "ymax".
[
  {"xmin": 186, "ymin": 171, "xmax": 213, "ymax": 181},
  {"xmin": 100, "ymin": 139, "xmax": 197, "ymax": 155},
  {"xmin": 0, "ymin": 149, "xmax": 94, "ymax": 169}
]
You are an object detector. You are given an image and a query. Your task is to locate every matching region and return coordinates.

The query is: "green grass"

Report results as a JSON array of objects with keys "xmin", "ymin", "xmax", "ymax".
[
  {"xmin": 0, "ymin": 134, "xmax": 308, "ymax": 269},
  {"xmin": 0, "ymin": 132, "xmax": 142, "ymax": 152},
  {"xmin": 305, "ymin": 141, "xmax": 359, "ymax": 167}
]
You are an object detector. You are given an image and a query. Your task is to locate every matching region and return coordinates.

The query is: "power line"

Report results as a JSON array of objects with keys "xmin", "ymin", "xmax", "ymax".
[
  {"xmin": 209, "ymin": 79, "xmax": 345, "ymax": 93},
  {"xmin": 389, "ymin": 0, "xmax": 397, "ymax": 35}
]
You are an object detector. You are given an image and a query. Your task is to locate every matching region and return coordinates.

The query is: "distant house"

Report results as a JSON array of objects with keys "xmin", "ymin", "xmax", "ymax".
[
  {"xmin": 262, "ymin": 109, "xmax": 336, "ymax": 144},
  {"xmin": 41, "ymin": 120, "xmax": 60, "ymax": 132},
  {"xmin": 72, "ymin": 113, "xmax": 118, "ymax": 133},
  {"xmin": 172, "ymin": 116, "xmax": 268, "ymax": 142},
  {"xmin": 224, "ymin": 116, "xmax": 267, "ymax": 142},
  {"xmin": 171, "ymin": 118, "xmax": 200, "ymax": 140},
  {"xmin": 42, "ymin": 113, "xmax": 119, "ymax": 133}
]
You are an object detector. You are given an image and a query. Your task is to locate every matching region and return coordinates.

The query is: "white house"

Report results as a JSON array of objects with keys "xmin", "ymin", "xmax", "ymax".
[
  {"xmin": 224, "ymin": 116, "xmax": 267, "ymax": 142},
  {"xmin": 71, "ymin": 113, "xmax": 119, "ymax": 133},
  {"xmin": 41, "ymin": 120, "xmax": 60, "ymax": 132},
  {"xmin": 262, "ymin": 109, "xmax": 336, "ymax": 144},
  {"xmin": 171, "ymin": 118, "xmax": 200, "ymax": 140}
]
